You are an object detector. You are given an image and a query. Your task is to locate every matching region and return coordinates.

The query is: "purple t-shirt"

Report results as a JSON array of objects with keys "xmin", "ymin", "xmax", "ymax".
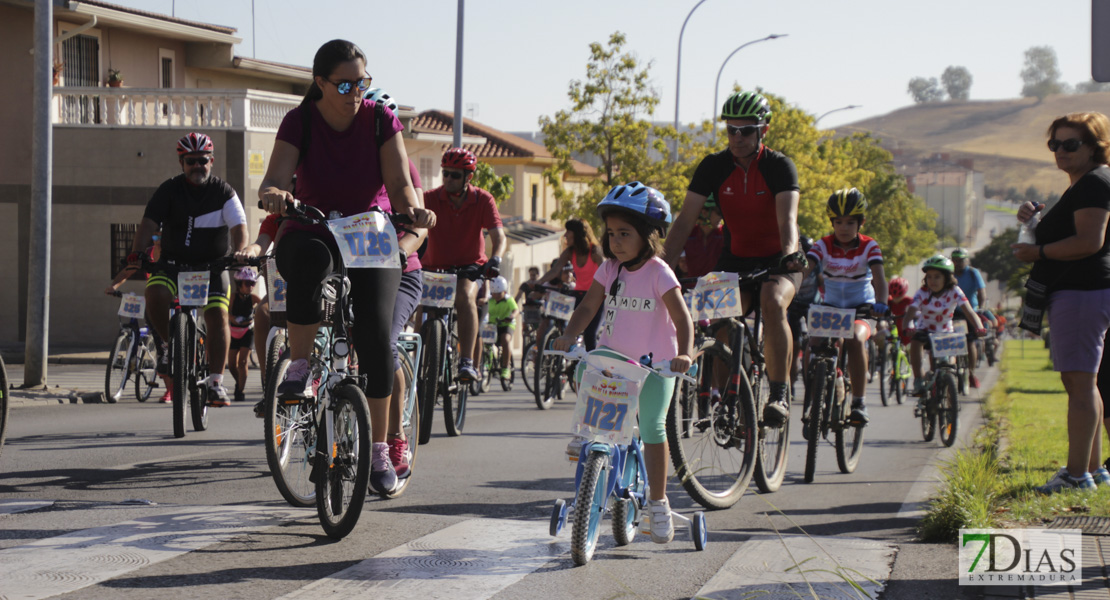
[
  {"xmin": 594, "ymin": 257, "xmax": 681, "ymax": 362},
  {"xmin": 277, "ymin": 100, "xmax": 419, "ymax": 270}
]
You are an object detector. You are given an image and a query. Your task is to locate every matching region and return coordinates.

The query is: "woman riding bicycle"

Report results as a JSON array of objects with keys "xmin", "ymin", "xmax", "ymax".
[
  {"xmin": 258, "ymin": 39, "xmax": 435, "ymax": 495},
  {"xmin": 537, "ymin": 219, "xmax": 605, "ymax": 350}
]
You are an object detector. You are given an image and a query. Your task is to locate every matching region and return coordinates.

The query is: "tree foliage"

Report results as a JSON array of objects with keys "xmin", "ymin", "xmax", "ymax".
[
  {"xmin": 1076, "ymin": 79, "xmax": 1110, "ymax": 93},
  {"xmin": 471, "ymin": 161, "xmax": 514, "ymax": 205},
  {"xmin": 540, "ymin": 33, "xmax": 939, "ymax": 276},
  {"xmin": 941, "ymin": 66, "xmax": 973, "ymax": 101},
  {"xmin": 907, "ymin": 77, "xmax": 945, "ymax": 103},
  {"xmin": 1021, "ymin": 46, "xmax": 1065, "ymax": 100}
]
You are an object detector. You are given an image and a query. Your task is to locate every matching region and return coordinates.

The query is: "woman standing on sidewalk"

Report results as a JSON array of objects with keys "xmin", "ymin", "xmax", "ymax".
[{"xmin": 1013, "ymin": 112, "xmax": 1110, "ymax": 493}]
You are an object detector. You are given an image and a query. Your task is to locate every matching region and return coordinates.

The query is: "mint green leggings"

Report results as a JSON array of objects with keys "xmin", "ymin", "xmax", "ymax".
[{"xmin": 575, "ymin": 347, "xmax": 676, "ymax": 444}]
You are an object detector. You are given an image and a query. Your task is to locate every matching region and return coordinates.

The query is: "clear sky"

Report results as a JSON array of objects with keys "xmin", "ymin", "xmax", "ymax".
[{"xmin": 112, "ymin": 0, "xmax": 1099, "ymax": 132}]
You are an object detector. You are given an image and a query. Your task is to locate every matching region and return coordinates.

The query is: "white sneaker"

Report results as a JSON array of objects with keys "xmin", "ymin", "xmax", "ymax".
[{"xmin": 648, "ymin": 497, "xmax": 674, "ymax": 544}]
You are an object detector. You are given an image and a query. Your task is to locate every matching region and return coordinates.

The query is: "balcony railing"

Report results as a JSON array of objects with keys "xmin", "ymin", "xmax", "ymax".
[{"xmin": 52, "ymin": 87, "xmax": 302, "ymax": 131}]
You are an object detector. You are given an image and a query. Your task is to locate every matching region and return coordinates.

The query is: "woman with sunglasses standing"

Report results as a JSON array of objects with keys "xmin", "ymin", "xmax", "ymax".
[
  {"xmin": 258, "ymin": 39, "xmax": 435, "ymax": 495},
  {"xmin": 1012, "ymin": 112, "xmax": 1110, "ymax": 494}
]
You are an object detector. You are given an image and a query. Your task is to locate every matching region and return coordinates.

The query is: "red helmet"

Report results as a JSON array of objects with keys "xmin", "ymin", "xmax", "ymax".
[
  {"xmin": 888, "ymin": 276, "xmax": 909, "ymax": 298},
  {"xmin": 177, "ymin": 132, "xmax": 214, "ymax": 155},
  {"xmin": 441, "ymin": 147, "xmax": 477, "ymax": 172}
]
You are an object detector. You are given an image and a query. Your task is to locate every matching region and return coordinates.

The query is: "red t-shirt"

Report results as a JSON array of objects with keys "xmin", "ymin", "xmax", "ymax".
[
  {"xmin": 683, "ymin": 224, "xmax": 724, "ymax": 279},
  {"xmin": 889, "ymin": 295, "xmax": 913, "ymax": 345},
  {"xmin": 422, "ymin": 185, "xmax": 503, "ymax": 268},
  {"xmin": 258, "ymin": 213, "xmax": 279, "ymax": 240}
]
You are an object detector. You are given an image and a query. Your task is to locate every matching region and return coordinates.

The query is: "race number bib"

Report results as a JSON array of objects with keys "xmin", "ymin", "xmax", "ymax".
[
  {"xmin": 326, "ymin": 211, "xmax": 400, "ymax": 269},
  {"xmin": 266, "ymin": 258, "xmax": 287, "ymax": 313},
  {"xmin": 177, "ymin": 271, "xmax": 210, "ymax": 307},
  {"xmin": 952, "ymin": 319, "xmax": 969, "ymax": 335},
  {"xmin": 420, "ymin": 272, "xmax": 457, "ymax": 308},
  {"xmin": 572, "ymin": 352, "xmax": 651, "ymax": 446},
  {"xmin": 117, "ymin": 293, "xmax": 145, "ymax": 319},
  {"xmin": 808, "ymin": 305, "xmax": 856, "ymax": 339},
  {"xmin": 691, "ymin": 272, "xmax": 743, "ymax": 320},
  {"xmin": 930, "ymin": 332, "xmax": 967, "ymax": 359},
  {"xmin": 480, "ymin": 323, "xmax": 497, "ymax": 344},
  {"xmin": 543, "ymin": 292, "xmax": 576, "ymax": 322}
]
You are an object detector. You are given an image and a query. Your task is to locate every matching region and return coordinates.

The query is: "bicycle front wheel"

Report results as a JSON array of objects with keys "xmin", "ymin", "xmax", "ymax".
[
  {"xmin": 500, "ymin": 352, "xmax": 514, "ymax": 392},
  {"xmin": 937, "ymin": 370, "xmax": 960, "ymax": 447},
  {"xmin": 522, "ymin": 342, "xmax": 537, "ymax": 394},
  {"xmin": 135, "ymin": 335, "xmax": 158, "ymax": 402},
  {"xmin": 666, "ymin": 339, "xmax": 756, "ymax": 509},
  {"xmin": 316, "ymin": 383, "xmax": 372, "ymax": 540},
  {"xmin": 878, "ymin": 344, "xmax": 890, "ymax": 407},
  {"xmin": 751, "ymin": 347, "xmax": 788, "ymax": 494},
  {"xmin": 803, "ymin": 360, "xmax": 828, "ymax": 484},
  {"xmin": 835, "ymin": 405, "xmax": 865, "ymax": 474},
  {"xmin": 921, "ymin": 380, "xmax": 937, "ymax": 442},
  {"xmin": 534, "ymin": 331, "xmax": 557, "ymax": 410},
  {"xmin": 190, "ymin": 327, "xmax": 209, "ymax": 432},
  {"xmin": 571, "ymin": 451, "xmax": 610, "ymax": 565},
  {"xmin": 263, "ymin": 328, "xmax": 287, "ymax": 399},
  {"xmin": 105, "ymin": 331, "xmax": 133, "ymax": 401},
  {"xmin": 0, "ymin": 357, "xmax": 8, "ymax": 460},
  {"xmin": 171, "ymin": 313, "xmax": 190, "ymax": 438},
  {"xmin": 612, "ymin": 446, "xmax": 643, "ymax": 546},
  {"xmin": 265, "ymin": 355, "xmax": 317, "ymax": 507},
  {"xmin": 444, "ymin": 370, "xmax": 468, "ymax": 437},
  {"xmin": 386, "ymin": 347, "xmax": 420, "ymax": 499},
  {"xmin": 416, "ymin": 318, "xmax": 444, "ymax": 445}
]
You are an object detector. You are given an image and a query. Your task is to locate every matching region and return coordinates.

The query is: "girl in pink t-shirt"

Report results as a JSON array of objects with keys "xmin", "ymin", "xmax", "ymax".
[
  {"xmin": 553, "ymin": 182, "xmax": 694, "ymax": 545},
  {"xmin": 904, "ymin": 254, "xmax": 984, "ymax": 395}
]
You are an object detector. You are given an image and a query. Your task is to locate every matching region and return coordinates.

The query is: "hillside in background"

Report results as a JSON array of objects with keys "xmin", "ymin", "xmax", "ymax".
[{"xmin": 836, "ymin": 92, "xmax": 1110, "ymax": 197}]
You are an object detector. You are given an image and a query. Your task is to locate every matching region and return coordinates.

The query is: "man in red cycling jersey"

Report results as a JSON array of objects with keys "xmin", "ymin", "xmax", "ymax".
[
  {"xmin": 664, "ymin": 91, "xmax": 803, "ymax": 427},
  {"xmin": 422, "ymin": 147, "xmax": 506, "ymax": 382}
]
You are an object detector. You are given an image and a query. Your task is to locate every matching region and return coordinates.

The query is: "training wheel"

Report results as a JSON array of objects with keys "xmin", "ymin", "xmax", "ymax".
[
  {"xmin": 692, "ymin": 511, "xmax": 708, "ymax": 551},
  {"xmin": 550, "ymin": 499, "xmax": 567, "ymax": 537}
]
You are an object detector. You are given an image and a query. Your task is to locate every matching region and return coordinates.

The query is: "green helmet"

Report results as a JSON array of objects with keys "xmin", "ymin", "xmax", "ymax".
[
  {"xmin": 720, "ymin": 91, "xmax": 772, "ymax": 123},
  {"xmin": 922, "ymin": 254, "xmax": 954, "ymax": 274},
  {"xmin": 951, "ymin": 248, "xmax": 969, "ymax": 259}
]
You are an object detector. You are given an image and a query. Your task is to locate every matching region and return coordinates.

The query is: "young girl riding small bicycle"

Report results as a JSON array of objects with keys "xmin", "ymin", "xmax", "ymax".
[{"xmin": 553, "ymin": 182, "xmax": 694, "ymax": 544}]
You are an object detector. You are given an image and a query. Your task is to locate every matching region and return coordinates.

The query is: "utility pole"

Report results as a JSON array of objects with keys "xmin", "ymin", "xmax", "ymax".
[
  {"xmin": 25, "ymin": 0, "xmax": 53, "ymax": 387},
  {"xmin": 452, "ymin": 0, "xmax": 464, "ymax": 148}
]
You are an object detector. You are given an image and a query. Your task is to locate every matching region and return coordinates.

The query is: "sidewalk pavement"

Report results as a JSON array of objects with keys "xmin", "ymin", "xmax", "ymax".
[{"xmin": 1, "ymin": 346, "xmax": 110, "ymax": 366}]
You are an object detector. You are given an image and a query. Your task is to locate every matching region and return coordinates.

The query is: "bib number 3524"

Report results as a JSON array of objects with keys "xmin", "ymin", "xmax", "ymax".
[{"xmin": 807, "ymin": 305, "xmax": 855, "ymax": 339}]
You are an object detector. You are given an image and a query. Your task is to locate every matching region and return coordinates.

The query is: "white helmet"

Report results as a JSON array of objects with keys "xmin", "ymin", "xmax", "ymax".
[{"xmin": 490, "ymin": 276, "xmax": 509, "ymax": 294}]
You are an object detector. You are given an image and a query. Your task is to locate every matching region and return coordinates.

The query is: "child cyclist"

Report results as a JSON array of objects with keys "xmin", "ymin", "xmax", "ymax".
[
  {"xmin": 903, "ymin": 255, "xmax": 985, "ymax": 397},
  {"xmin": 487, "ymin": 276, "xmax": 519, "ymax": 382},
  {"xmin": 552, "ymin": 182, "xmax": 694, "ymax": 544},
  {"xmin": 802, "ymin": 188, "xmax": 889, "ymax": 426}
]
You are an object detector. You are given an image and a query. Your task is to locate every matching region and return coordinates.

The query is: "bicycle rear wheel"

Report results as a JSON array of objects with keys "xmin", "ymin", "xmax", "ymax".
[
  {"xmin": 522, "ymin": 342, "xmax": 537, "ymax": 394},
  {"xmin": 385, "ymin": 347, "xmax": 420, "ymax": 499},
  {"xmin": 500, "ymin": 352, "xmax": 514, "ymax": 392},
  {"xmin": 105, "ymin": 331, "xmax": 133, "ymax": 401},
  {"xmin": 0, "ymin": 357, "xmax": 8, "ymax": 460},
  {"xmin": 878, "ymin": 345, "xmax": 890, "ymax": 407},
  {"xmin": 571, "ymin": 451, "xmax": 610, "ymax": 565},
  {"xmin": 665, "ymin": 339, "xmax": 756, "ymax": 509},
  {"xmin": 135, "ymin": 335, "xmax": 158, "ymax": 402},
  {"xmin": 803, "ymin": 360, "xmax": 828, "ymax": 484},
  {"xmin": 417, "ymin": 318, "xmax": 444, "ymax": 445},
  {"xmin": 190, "ymin": 327, "xmax": 209, "ymax": 432},
  {"xmin": 265, "ymin": 355, "xmax": 317, "ymax": 507},
  {"xmin": 937, "ymin": 370, "xmax": 960, "ymax": 447},
  {"xmin": 316, "ymin": 383, "xmax": 371, "ymax": 540},
  {"xmin": 263, "ymin": 328, "xmax": 287, "ymax": 398},
  {"xmin": 171, "ymin": 313, "xmax": 189, "ymax": 438},
  {"xmin": 535, "ymin": 330, "xmax": 557, "ymax": 410},
  {"xmin": 750, "ymin": 342, "xmax": 788, "ymax": 494},
  {"xmin": 835, "ymin": 405, "xmax": 865, "ymax": 474},
  {"xmin": 444, "ymin": 370, "xmax": 468, "ymax": 437},
  {"xmin": 921, "ymin": 380, "xmax": 937, "ymax": 442}
]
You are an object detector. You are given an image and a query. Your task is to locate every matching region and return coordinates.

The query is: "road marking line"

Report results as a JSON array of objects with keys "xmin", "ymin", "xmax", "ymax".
[
  {"xmin": 0, "ymin": 505, "xmax": 309, "ymax": 600},
  {"xmin": 693, "ymin": 534, "xmax": 896, "ymax": 600},
  {"xmin": 277, "ymin": 518, "xmax": 561, "ymax": 599},
  {"xmin": 0, "ymin": 499, "xmax": 54, "ymax": 515}
]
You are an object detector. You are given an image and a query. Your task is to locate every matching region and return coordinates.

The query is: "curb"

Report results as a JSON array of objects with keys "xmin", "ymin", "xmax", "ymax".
[{"xmin": 8, "ymin": 390, "xmax": 114, "ymax": 406}]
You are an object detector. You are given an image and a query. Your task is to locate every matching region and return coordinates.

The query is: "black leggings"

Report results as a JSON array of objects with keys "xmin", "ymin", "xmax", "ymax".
[{"xmin": 276, "ymin": 230, "xmax": 401, "ymax": 398}]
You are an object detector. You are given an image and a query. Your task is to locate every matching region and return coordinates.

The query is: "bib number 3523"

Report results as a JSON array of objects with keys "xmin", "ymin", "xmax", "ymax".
[
  {"xmin": 177, "ymin": 271, "xmax": 210, "ymax": 307},
  {"xmin": 326, "ymin": 211, "xmax": 399, "ymax": 269}
]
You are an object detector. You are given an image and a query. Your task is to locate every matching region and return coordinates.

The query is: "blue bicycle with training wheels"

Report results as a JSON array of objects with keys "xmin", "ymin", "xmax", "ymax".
[{"xmin": 547, "ymin": 346, "xmax": 707, "ymax": 565}]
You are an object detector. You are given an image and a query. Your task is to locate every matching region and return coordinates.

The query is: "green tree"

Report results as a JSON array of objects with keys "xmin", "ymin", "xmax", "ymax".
[
  {"xmin": 471, "ymin": 161, "xmax": 514, "ymax": 205},
  {"xmin": 941, "ymin": 66, "xmax": 973, "ymax": 101},
  {"xmin": 907, "ymin": 77, "xmax": 945, "ymax": 103},
  {"xmin": 1021, "ymin": 46, "xmax": 1065, "ymax": 100}
]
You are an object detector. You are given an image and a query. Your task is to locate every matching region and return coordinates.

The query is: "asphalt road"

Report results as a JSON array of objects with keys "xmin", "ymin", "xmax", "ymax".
[{"xmin": 0, "ymin": 354, "xmax": 997, "ymax": 599}]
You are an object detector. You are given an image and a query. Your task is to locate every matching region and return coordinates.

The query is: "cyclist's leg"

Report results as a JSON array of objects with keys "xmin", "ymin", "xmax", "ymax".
[
  {"xmin": 144, "ymin": 273, "xmax": 175, "ymax": 343},
  {"xmin": 275, "ymin": 231, "xmax": 333, "ymax": 363},
  {"xmin": 349, "ymin": 267, "xmax": 401, "ymax": 441},
  {"xmin": 761, "ymin": 275, "xmax": 798, "ymax": 384},
  {"xmin": 388, "ymin": 270, "xmax": 423, "ymax": 438},
  {"xmin": 846, "ymin": 323, "xmax": 869, "ymax": 396},
  {"xmin": 454, "ymin": 277, "xmax": 480, "ymax": 364},
  {"xmin": 253, "ymin": 299, "xmax": 271, "ymax": 383},
  {"xmin": 498, "ymin": 327, "xmax": 513, "ymax": 370},
  {"xmin": 909, "ymin": 339, "xmax": 925, "ymax": 380},
  {"xmin": 639, "ymin": 370, "xmax": 677, "ymax": 501},
  {"xmin": 203, "ymin": 270, "xmax": 231, "ymax": 378}
]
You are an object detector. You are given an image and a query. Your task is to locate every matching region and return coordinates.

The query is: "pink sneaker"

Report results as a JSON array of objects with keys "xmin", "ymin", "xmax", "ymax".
[
  {"xmin": 388, "ymin": 437, "xmax": 411, "ymax": 478},
  {"xmin": 159, "ymin": 389, "xmax": 172, "ymax": 404}
]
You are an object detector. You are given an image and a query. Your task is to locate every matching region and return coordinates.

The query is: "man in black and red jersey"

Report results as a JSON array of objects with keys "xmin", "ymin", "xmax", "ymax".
[{"xmin": 664, "ymin": 91, "xmax": 803, "ymax": 428}]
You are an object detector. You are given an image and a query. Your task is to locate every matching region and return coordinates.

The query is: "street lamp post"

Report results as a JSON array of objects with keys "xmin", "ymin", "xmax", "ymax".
[
  {"xmin": 671, "ymin": 0, "xmax": 710, "ymax": 161},
  {"xmin": 712, "ymin": 34, "xmax": 787, "ymax": 125},
  {"xmin": 814, "ymin": 104, "xmax": 861, "ymax": 128}
]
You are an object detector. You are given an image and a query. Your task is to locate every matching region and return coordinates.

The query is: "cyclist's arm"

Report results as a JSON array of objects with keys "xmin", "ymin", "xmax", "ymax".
[
  {"xmin": 960, "ymin": 301, "xmax": 984, "ymax": 331},
  {"xmin": 663, "ymin": 190, "xmax": 708, "ymax": 269},
  {"xmin": 661, "ymin": 286, "xmax": 694, "ymax": 373},
  {"xmin": 487, "ymin": 226, "xmax": 506, "ymax": 261},
  {"xmin": 258, "ymin": 139, "xmax": 298, "ymax": 214},
  {"xmin": 230, "ymin": 223, "xmax": 249, "ymax": 255},
  {"xmin": 129, "ymin": 218, "xmax": 160, "ymax": 257},
  {"xmin": 775, "ymin": 190, "xmax": 800, "ymax": 257},
  {"xmin": 236, "ymin": 232, "xmax": 272, "ymax": 261},
  {"xmin": 381, "ymin": 133, "xmax": 425, "ymax": 221},
  {"xmin": 870, "ymin": 263, "xmax": 888, "ymax": 304},
  {"xmin": 559, "ymin": 281, "xmax": 605, "ymax": 342}
]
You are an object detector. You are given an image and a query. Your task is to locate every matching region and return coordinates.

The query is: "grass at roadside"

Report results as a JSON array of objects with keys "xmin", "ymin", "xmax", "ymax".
[
  {"xmin": 987, "ymin": 204, "xmax": 1019, "ymax": 215},
  {"xmin": 919, "ymin": 339, "xmax": 1110, "ymax": 542}
]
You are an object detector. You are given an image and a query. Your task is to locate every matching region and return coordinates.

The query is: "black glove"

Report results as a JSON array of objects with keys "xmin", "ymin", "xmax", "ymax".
[
  {"xmin": 484, "ymin": 256, "xmax": 501, "ymax": 278},
  {"xmin": 398, "ymin": 248, "xmax": 409, "ymax": 270},
  {"xmin": 780, "ymin": 251, "xmax": 808, "ymax": 271}
]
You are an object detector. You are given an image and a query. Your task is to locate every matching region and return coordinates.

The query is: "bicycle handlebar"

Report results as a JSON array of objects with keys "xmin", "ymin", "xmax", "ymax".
[
  {"xmin": 545, "ymin": 346, "xmax": 697, "ymax": 384},
  {"xmin": 259, "ymin": 199, "xmax": 415, "ymax": 235}
]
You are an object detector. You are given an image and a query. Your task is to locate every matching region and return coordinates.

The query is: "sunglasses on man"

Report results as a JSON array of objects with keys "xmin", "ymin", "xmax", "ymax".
[
  {"xmin": 183, "ymin": 156, "xmax": 211, "ymax": 166},
  {"xmin": 726, "ymin": 124, "xmax": 763, "ymax": 137},
  {"xmin": 325, "ymin": 76, "xmax": 372, "ymax": 96},
  {"xmin": 1047, "ymin": 138, "xmax": 1083, "ymax": 153},
  {"xmin": 442, "ymin": 170, "xmax": 467, "ymax": 180}
]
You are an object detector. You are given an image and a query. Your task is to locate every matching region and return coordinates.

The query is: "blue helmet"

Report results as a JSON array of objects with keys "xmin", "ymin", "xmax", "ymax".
[{"xmin": 596, "ymin": 182, "xmax": 672, "ymax": 235}]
